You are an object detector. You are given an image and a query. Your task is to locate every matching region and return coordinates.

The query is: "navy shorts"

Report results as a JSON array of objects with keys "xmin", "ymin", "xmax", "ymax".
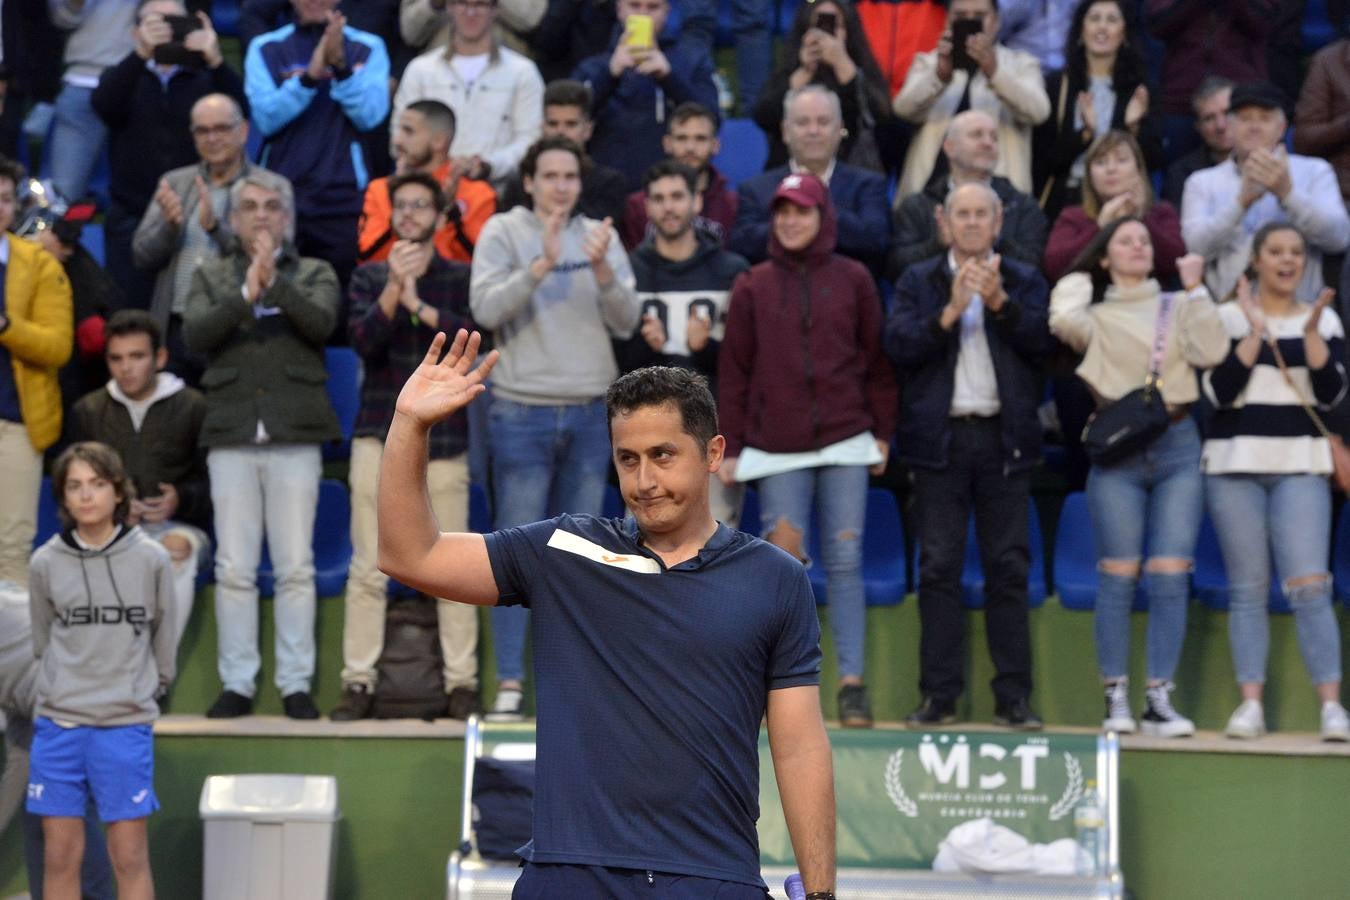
[
  {"xmin": 25, "ymin": 718, "xmax": 158, "ymax": 822},
  {"xmin": 513, "ymin": 862, "xmax": 769, "ymax": 898}
]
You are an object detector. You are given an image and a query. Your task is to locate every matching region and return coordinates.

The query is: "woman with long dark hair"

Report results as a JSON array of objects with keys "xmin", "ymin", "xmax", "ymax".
[
  {"xmin": 1201, "ymin": 222, "xmax": 1350, "ymax": 741},
  {"xmin": 1033, "ymin": 0, "xmax": 1163, "ymax": 220},
  {"xmin": 753, "ymin": 0, "xmax": 896, "ymax": 173},
  {"xmin": 1049, "ymin": 217, "xmax": 1228, "ymax": 737}
]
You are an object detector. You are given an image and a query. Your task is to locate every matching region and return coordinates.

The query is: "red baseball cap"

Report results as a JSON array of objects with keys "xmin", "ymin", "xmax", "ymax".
[{"xmin": 771, "ymin": 172, "xmax": 827, "ymax": 209}]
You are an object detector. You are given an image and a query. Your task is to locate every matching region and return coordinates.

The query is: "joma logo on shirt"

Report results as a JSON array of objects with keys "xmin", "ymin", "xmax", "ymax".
[{"xmin": 58, "ymin": 606, "xmax": 149, "ymax": 626}]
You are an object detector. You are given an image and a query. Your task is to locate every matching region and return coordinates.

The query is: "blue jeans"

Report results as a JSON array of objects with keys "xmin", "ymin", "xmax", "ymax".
[
  {"xmin": 1205, "ymin": 473, "xmax": 1342, "ymax": 686},
  {"xmin": 758, "ymin": 464, "xmax": 867, "ymax": 678},
  {"xmin": 49, "ymin": 83, "xmax": 107, "ymax": 203},
  {"xmin": 488, "ymin": 398, "xmax": 611, "ymax": 683},
  {"xmin": 1087, "ymin": 417, "xmax": 1203, "ymax": 681},
  {"xmin": 208, "ymin": 445, "xmax": 322, "ymax": 697},
  {"xmin": 676, "ymin": 0, "xmax": 772, "ymax": 112}
]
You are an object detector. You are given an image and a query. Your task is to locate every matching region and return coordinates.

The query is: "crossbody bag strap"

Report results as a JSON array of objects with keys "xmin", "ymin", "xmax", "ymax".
[
  {"xmin": 1267, "ymin": 336, "xmax": 1335, "ymax": 439},
  {"xmin": 1144, "ymin": 291, "xmax": 1178, "ymax": 394}
]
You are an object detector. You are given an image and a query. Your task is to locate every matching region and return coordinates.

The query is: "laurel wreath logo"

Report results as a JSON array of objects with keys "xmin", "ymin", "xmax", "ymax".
[
  {"xmin": 884, "ymin": 749, "xmax": 920, "ymax": 818},
  {"xmin": 1048, "ymin": 753, "xmax": 1084, "ymax": 821}
]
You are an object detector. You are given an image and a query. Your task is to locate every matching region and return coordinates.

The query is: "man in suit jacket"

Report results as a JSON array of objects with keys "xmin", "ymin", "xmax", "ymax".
[{"xmin": 730, "ymin": 85, "xmax": 891, "ymax": 277}]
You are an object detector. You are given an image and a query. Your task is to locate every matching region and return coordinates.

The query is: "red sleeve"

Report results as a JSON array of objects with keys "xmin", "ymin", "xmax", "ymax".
[
  {"xmin": 1042, "ymin": 207, "xmax": 1099, "ymax": 283},
  {"xmin": 1145, "ymin": 202, "xmax": 1186, "ymax": 282},
  {"xmin": 76, "ymin": 315, "xmax": 106, "ymax": 358},
  {"xmin": 620, "ymin": 191, "xmax": 647, "ymax": 252},
  {"xmin": 716, "ymin": 271, "xmax": 757, "ymax": 458}
]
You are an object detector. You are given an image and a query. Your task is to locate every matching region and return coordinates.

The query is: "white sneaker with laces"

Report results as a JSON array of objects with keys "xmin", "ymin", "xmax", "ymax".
[
  {"xmin": 1102, "ymin": 678, "xmax": 1136, "ymax": 733},
  {"xmin": 1140, "ymin": 682, "xmax": 1195, "ymax": 738},
  {"xmin": 1321, "ymin": 701, "xmax": 1350, "ymax": 742},
  {"xmin": 485, "ymin": 687, "xmax": 524, "ymax": 723},
  {"xmin": 1224, "ymin": 699, "xmax": 1266, "ymax": 739}
]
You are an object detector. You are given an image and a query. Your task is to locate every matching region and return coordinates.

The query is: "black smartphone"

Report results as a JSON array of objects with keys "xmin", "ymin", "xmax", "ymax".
[
  {"xmin": 153, "ymin": 14, "xmax": 206, "ymax": 67},
  {"xmin": 950, "ymin": 18, "xmax": 983, "ymax": 74},
  {"xmin": 812, "ymin": 11, "xmax": 838, "ymax": 35}
]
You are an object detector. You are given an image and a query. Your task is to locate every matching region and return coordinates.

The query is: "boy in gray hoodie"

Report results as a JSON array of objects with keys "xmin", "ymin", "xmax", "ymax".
[{"xmin": 26, "ymin": 441, "xmax": 174, "ymax": 900}]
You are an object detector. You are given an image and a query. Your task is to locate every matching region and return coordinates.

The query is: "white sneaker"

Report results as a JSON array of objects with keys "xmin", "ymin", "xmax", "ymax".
[
  {"xmin": 1102, "ymin": 678, "xmax": 1136, "ymax": 733},
  {"xmin": 1140, "ymin": 682, "xmax": 1194, "ymax": 738},
  {"xmin": 1225, "ymin": 699, "xmax": 1266, "ymax": 739},
  {"xmin": 485, "ymin": 688, "xmax": 524, "ymax": 723},
  {"xmin": 1321, "ymin": 702, "xmax": 1350, "ymax": 742}
]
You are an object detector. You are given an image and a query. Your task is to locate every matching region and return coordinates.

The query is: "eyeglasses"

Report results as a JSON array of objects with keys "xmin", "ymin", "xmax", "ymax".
[
  {"xmin": 192, "ymin": 122, "xmax": 241, "ymax": 138},
  {"xmin": 237, "ymin": 199, "xmax": 284, "ymax": 214},
  {"xmin": 393, "ymin": 199, "xmax": 436, "ymax": 212}
]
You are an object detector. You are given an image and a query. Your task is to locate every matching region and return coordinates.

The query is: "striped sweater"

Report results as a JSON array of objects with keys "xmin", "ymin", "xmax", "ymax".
[{"xmin": 1202, "ymin": 302, "xmax": 1348, "ymax": 475}]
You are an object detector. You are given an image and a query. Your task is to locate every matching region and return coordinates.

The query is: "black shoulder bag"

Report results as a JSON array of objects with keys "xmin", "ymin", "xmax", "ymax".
[{"xmin": 1082, "ymin": 290, "xmax": 1177, "ymax": 465}]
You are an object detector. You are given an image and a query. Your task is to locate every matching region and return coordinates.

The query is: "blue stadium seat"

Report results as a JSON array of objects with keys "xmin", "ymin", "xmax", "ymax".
[
  {"xmin": 1333, "ymin": 503, "xmax": 1350, "ymax": 607},
  {"xmin": 212, "ymin": 0, "xmax": 241, "ymax": 37},
  {"xmin": 33, "ymin": 477, "xmax": 61, "ymax": 550},
  {"xmin": 81, "ymin": 222, "xmax": 105, "ymax": 266},
  {"xmin": 257, "ymin": 479, "xmax": 351, "ymax": 597},
  {"xmin": 805, "ymin": 488, "xmax": 908, "ymax": 608},
  {"xmin": 713, "ymin": 119, "xmax": 767, "ymax": 189},
  {"xmin": 1194, "ymin": 516, "xmax": 1290, "ymax": 613},
  {"xmin": 961, "ymin": 504, "xmax": 1047, "ymax": 609},
  {"xmin": 1053, "ymin": 492, "xmax": 1147, "ymax": 611},
  {"xmin": 324, "ymin": 347, "xmax": 361, "ymax": 461}
]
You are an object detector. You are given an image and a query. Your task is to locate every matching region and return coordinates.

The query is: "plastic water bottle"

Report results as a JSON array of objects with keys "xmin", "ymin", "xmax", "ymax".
[
  {"xmin": 1073, "ymin": 779, "xmax": 1106, "ymax": 877},
  {"xmin": 784, "ymin": 873, "xmax": 806, "ymax": 900}
]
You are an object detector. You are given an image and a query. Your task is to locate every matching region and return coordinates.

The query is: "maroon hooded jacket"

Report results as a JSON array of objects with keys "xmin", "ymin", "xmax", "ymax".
[{"xmin": 717, "ymin": 176, "xmax": 897, "ymax": 458}]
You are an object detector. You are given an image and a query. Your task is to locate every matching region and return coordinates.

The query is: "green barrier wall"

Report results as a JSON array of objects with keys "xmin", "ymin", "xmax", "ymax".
[{"xmin": 3, "ymin": 590, "xmax": 1348, "ymax": 897}]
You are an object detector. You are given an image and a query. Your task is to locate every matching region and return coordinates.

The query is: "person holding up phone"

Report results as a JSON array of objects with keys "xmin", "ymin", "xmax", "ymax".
[
  {"xmin": 894, "ymin": 0, "xmax": 1050, "ymax": 198},
  {"xmin": 571, "ymin": 0, "xmax": 720, "ymax": 191},
  {"xmin": 753, "ymin": 0, "xmax": 895, "ymax": 173},
  {"xmin": 91, "ymin": 2, "xmax": 247, "ymax": 313}
]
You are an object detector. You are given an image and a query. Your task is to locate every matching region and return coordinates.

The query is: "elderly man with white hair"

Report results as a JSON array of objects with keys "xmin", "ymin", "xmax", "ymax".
[
  {"xmin": 1182, "ymin": 80, "xmax": 1350, "ymax": 300},
  {"xmin": 889, "ymin": 108, "xmax": 1047, "ymax": 281},
  {"xmin": 729, "ymin": 84, "xmax": 890, "ymax": 275},
  {"xmin": 885, "ymin": 180, "xmax": 1049, "ymax": 731},
  {"xmin": 183, "ymin": 168, "xmax": 342, "ymax": 721}
]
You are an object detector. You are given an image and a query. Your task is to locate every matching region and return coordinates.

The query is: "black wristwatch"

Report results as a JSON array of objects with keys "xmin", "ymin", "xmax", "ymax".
[{"xmin": 804, "ymin": 892, "xmax": 836, "ymax": 900}]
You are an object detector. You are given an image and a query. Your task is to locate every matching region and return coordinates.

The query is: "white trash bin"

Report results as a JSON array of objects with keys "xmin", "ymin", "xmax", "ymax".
[{"xmin": 200, "ymin": 774, "xmax": 340, "ymax": 900}]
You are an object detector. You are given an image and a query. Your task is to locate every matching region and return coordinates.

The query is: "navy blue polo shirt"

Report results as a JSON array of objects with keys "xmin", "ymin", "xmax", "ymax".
[{"xmin": 483, "ymin": 514, "xmax": 822, "ymax": 887}]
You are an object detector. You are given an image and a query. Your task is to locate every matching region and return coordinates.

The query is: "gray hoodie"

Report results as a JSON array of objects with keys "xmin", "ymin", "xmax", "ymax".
[
  {"xmin": 29, "ymin": 525, "xmax": 175, "ymax": 726},
  {"xmin": 470, "ymin": 206, "xmax": 639, "ymax": 405}
]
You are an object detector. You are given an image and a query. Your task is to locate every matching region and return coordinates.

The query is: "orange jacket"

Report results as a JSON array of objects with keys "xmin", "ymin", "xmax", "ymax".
[{"xmin": 357, "ymin": 163, "xmax": 497, "ymax": 264}]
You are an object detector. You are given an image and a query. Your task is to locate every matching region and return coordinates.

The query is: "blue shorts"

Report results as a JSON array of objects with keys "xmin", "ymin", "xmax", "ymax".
[
  {"xmin": 25, "ymin": 718, "xmax": 158, "ymax": 822},
  {"xmin": 513, "ymin": 862, "xmax": 768, "ymax": 898}
]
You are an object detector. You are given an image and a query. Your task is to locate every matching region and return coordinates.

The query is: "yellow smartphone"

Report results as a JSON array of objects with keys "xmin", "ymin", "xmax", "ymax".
[{"xmin": 624, "ymin": 14, "xmax": 654, "ymax": 49}]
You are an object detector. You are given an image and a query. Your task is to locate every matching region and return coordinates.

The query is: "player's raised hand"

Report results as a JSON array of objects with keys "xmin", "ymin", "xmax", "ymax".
[{"xmin": 396, "ymin": 329, "xmax": 498, "ymax": 427}]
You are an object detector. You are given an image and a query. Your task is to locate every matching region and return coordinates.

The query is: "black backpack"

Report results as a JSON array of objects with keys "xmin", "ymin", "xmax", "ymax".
[{"xmin": 372, "ymin": 595, "xmax": 448, "ymax": 720}]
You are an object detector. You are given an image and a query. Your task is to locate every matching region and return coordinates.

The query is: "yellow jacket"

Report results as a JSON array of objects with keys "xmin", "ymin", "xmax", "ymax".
[{"xmin": 0, "ymin": 235, "xmax": 73, "ymax": 450}]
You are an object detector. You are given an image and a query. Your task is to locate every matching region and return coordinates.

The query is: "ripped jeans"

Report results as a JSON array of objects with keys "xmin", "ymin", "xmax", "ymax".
[
  {"xmin": 1087, "ymin": 417, "xmax": 1203, "ymax": 682},
  {"xmin": 758, "ymin": 464, "xmax": 867, "ymax": 678},
  {"xmin": 1205, "ymin": 472, "xmax": 1342, "ymax": 686}
]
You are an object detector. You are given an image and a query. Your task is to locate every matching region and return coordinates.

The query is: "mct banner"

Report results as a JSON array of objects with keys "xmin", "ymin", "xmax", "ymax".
[{"xmin": 757, "ymin": 729, "xmax": 1115, "ymax": 869}]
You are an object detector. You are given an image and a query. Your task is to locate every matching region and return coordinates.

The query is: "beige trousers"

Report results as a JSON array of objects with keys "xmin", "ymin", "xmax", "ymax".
[
  {"xmin": 342, "ymin": 436, "xmax": 478, "ymax": 691},
  {"xmin": 0, "ymin": 421, "xmax": 41, "ymax": 585}
]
